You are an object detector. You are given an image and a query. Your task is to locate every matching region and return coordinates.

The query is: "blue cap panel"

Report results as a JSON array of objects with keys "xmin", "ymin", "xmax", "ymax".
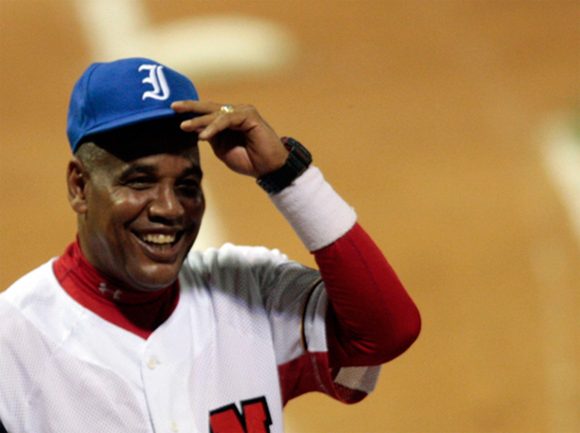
[{"xmin": 67, "ymin": 57, "xmax": 199, "ymax": 152}]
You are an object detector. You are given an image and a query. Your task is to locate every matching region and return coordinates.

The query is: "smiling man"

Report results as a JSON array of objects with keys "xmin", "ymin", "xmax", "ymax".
[
  {"xmin": 0, "ymin": 58, "xmax": 421, "ymax": 433},
  {"xmin": 70, "ymin": 123, "xmax": 206, "ymax": 292}
]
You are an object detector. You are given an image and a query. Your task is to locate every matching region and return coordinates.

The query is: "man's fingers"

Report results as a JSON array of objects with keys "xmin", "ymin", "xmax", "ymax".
[
  {"xmin": 199, "ymin": 110, "xmax": 249, "ymax": 140},
  {"xmin": 171, "ymin": 100, "xmax": 221, "ymax": 114},
  {"xmin": 179, "ymin": 108, "xmax": 253, "ymax": 141},
  {"xmin": 178, "ymin": 113, "xmax": 215, "ymax": 133},
  {"xmin": 178, "ymin": 110, "xmax": 239, "ymax": 138},
  {"xmin": 173, "ymin": 100, "xmax": 245, "ymax": 138}
]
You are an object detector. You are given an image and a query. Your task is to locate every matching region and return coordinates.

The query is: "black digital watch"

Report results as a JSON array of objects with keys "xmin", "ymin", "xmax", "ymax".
[{"xmin": 257, "ymin": 137, "xmax": 313, "ymax": 194}]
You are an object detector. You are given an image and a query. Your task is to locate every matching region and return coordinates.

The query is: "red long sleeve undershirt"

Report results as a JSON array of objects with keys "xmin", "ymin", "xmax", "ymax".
[
  {"xmin": 315, "ymin": 223, "xmax": 421, "ymax": 369},
  {"xmin": 278, "ymin": 222, "xmax": 421, "ymax": 404}
]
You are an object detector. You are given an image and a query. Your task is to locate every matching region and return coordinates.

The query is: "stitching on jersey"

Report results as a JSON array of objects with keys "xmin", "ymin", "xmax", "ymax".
[{"xmin": 300, "ymin": 278, "xmax": 323, "ymax": 352}]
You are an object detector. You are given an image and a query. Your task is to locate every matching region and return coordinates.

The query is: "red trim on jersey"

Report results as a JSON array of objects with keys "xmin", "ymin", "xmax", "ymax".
[
  {"xmin": 278, "ymin": 352, "xmax": 367, "ymax": 406},
  {"xmin": 314, "ymin": 223, "xmax": 421, "ymax": 368},
  {"xmin": 52, "ymin": 240, "xmax": 179, "ymax": 339}
]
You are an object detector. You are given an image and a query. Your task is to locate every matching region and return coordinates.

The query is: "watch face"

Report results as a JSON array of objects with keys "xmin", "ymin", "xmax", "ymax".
[
  {"xmin": 258, "ymin": 137, "xmax": 312, "ymax": 193},
  {"xmin": 283, "ymin": 137, "xmax": 312, "ymax": 164}
]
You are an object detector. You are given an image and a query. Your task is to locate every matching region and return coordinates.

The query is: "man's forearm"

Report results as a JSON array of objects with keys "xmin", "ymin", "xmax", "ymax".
[
  {"xmin": 270, "ymin": 165, "xmax": 421, "ymax": 367},
  {"xmin": 315, "ymin": 223, "xmax": 421, "ymax": 367}
]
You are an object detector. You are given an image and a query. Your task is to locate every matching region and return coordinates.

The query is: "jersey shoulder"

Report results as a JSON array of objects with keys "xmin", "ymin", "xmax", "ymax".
[
  {"xmin": 187, "ymin": 243, "xmax": 289, "ymax": 270},
  {"xmin": 182, "ymin": 243, "xmax": 292, "ymax": 288},
  {"xmin": 181, "ymin": 243, "xmax": 320, "ymax": 308},
  {"xmin": 0, "ymin": 259, "xmax": 85, "ymax": 346},
  {"xmin": 1, "ymin": 260, "xmax": 56, "ymax": 311}
]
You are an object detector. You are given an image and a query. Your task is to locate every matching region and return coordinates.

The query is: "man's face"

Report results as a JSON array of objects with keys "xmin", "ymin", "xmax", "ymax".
[{"xmin": 73, "ymin": 123, "xmax": 205, "ymax": 292}]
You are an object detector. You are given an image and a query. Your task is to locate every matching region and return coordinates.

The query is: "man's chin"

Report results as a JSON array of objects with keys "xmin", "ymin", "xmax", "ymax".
[{"xmin": 127, "ymin": 263, "xmax": 181, "ymax": 292}]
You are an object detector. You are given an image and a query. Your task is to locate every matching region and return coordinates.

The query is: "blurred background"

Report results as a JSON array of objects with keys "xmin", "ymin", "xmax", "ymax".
[{"xmin": 1, "ymin": 1, "xmax": 579, "ymax": 432}]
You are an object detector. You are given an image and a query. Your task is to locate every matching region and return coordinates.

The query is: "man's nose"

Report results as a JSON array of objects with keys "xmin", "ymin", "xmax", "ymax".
[{"xmin": 148, "ymin": 185, "xmax": 185, "ymax": 222}]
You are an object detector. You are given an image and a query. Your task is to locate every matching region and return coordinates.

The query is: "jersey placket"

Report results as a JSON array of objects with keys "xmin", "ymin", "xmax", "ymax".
[{"xmin": 141, "ymin": 297, "xmax": 196, "ymax": 433}]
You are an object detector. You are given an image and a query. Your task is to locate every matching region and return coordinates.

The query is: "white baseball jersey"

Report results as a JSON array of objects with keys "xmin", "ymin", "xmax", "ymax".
[
  {"xmin": 0, "ymin": 167, "xmax": 381, "ymax": 433},
  {"xmin": 0, "ymin": 243, "xmax": 379, "ymax": 433}
]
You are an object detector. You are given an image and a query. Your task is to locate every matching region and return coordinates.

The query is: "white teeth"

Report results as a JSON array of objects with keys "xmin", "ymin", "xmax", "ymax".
[{"xmin": 141, "ymin": 233, "xmax": 176, "ymax": 245}]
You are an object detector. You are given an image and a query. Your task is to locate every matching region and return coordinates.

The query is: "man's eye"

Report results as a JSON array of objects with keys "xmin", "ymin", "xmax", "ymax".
[
  {"xmin": 126, "ymin": 177, "xmax": 154, "ymax": 188},
  {"xmin": 178, "ymin": 180, "xmax": 202, "ymax": 197}
]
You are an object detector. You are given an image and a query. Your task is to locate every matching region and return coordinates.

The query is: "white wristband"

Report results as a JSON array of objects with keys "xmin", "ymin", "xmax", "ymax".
[{"xmin": 269, "ymin": 166, "xmax": 357, "ymax": 251}]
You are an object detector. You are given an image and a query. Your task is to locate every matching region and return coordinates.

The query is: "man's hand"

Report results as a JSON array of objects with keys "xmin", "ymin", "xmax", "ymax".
[{"xmin": 172, "ymin": 101, "xmax": 289, "ymax": 178}]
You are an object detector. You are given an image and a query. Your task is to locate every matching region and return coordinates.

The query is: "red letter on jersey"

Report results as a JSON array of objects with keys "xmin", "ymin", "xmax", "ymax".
[{"xmin": 210, "ymin": 397, "xmax": 272, "ymax": 433}]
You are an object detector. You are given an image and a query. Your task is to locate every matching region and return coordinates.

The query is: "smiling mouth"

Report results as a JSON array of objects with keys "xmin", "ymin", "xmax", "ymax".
[
  {"xmin": 133, "ymin": 231, "xmax": 185, "ymax": 253},
  {"xmin": 141, "ymin": 233, "xmax": 179, "ymax": 246}
]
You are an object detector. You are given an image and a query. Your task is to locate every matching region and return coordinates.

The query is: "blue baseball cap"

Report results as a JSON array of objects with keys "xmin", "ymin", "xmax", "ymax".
[{"xmin": 67, "ymin": 57, "xmax": 199, "ymax": 152}]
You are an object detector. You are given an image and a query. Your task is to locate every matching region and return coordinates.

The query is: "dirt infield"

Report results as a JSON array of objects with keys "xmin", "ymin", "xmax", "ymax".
[{"xmin": 1, "ymin": 2, "xmax": 578, "ymax": 432}]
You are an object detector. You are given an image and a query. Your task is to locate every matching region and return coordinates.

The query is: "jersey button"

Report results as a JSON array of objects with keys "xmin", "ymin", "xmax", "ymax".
[
  {"xmin": 147, "ymin": 356, "xmax": 160, "ymax": 370},
  {"xmin": 170, "ymin": 421, "xmax": 179, "ymax": 432}
]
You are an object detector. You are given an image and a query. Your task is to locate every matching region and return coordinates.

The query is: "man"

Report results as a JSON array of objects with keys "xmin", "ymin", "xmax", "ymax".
[{"xmin": 0, "ymin": 58, "xmax": 420, "ymax": 432}]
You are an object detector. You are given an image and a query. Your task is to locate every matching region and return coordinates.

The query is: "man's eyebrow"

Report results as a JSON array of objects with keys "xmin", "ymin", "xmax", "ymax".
[
  {"xmin": 118, "ymin": 163, "xmax": 203, "ymax": 180},
  {"xmin": 118, "ymin": 165, "xmax": 156, "ymax": 180},
  {"xmin": 181, "ymin": 165, "xmax": 204, "ymax": 180}
]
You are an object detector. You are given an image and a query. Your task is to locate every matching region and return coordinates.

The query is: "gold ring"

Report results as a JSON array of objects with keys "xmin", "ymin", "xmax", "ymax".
[{"xmin": 219, "ymin": 104, "xmax": 234, "ymax": 114}]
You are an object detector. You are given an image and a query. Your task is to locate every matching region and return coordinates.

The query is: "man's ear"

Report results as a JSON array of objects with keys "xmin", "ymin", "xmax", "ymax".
[{"xmin": 67, "ymin": 158, "xmax": 88, "ymax": 214}]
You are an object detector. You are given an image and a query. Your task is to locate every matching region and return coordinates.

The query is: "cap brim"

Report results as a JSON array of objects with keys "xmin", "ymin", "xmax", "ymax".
[{"xmin": 73, "ymin": 108, "xmax": 191, "ymax": 152}]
